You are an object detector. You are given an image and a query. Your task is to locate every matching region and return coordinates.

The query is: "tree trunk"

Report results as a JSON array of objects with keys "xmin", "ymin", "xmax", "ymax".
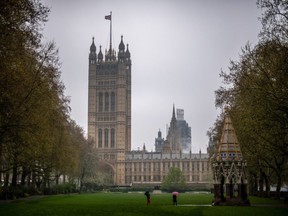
[
  {"xmin": 11, "ymin": 163, "xmax": 18, "ymax": 186},
  {"xmin": 276, "ymin": 175, "xmax": 282, "ymax": 199},
  {"xmin": 250, "ymin": 173, "xmax": 258, "ymax": 195},
  {"xmin": 63, "ymin": 174, "xmax": 66, "ymax": 183},
  {"xmin": 263, "ymin": 172, "xmax": 270, "ymax": 197},
  {"xmin": 20, "ymin": 166, "xmax": 30, "ymax": 186},
  {"xmin": 4, "ymin": 172, "xmax": 9, "ymax": 187},
  {"xmin": 35, "ymin": 171, "xmax": 42, "ymax": 189},
  {"xmin": 27, "ymin": 172, "xmax": 31, "ymax": 186},
  {"xmin": 259, "ymin": 171, "xmax": 264, "ymax": 194},
  {"xmin": 55, "ymin": 173, "xmax": 60, "ymax": 185}
]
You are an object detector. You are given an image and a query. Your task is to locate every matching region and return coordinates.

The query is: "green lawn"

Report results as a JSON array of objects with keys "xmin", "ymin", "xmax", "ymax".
[{"xmin": 0, "ymin": 192, "xmax": 287, "ymax": 216}]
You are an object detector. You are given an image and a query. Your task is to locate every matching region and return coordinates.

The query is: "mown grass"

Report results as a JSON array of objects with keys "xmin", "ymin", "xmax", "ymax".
[{"xmin": 0, "ymin": 192, "xmax": 287, "ymax": 216}]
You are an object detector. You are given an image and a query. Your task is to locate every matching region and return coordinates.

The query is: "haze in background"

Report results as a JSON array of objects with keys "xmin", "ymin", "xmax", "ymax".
[{"xmin": 42, "ymin": 0, "xmax": 262, "ymax": 152}]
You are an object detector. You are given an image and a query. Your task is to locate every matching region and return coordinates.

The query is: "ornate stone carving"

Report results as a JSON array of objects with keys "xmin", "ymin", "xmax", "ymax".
[{"xmin": 212, "ymin": 115, "xmax": 250, "ymax": 206}]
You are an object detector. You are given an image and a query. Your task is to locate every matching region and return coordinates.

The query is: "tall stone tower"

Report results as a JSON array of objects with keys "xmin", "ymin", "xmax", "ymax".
[{"xmin": 87, "ymin": 34, "xmax": 131, "ymax": 185}]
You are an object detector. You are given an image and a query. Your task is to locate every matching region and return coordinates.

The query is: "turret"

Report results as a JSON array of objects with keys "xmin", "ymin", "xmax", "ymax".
[
  {"xmin": 118, "ymin": 35, "xmax": 125, "ymax": 62},
  {"xmin": 125, "ymin": 44, "xmax": 131, "ymax": 62},
  {"xmin": 97, "ymin": 45, "xmax": 103, "ymax": 62},
  {"xmin": 89, "ymin": 37, "xmax": 97, "ymax": 62}
]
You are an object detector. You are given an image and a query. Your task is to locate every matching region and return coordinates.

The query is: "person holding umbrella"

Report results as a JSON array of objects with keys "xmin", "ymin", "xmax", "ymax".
[{"xmin": 172, "ymin": 191, "xmax": 179, "ymax": 205}]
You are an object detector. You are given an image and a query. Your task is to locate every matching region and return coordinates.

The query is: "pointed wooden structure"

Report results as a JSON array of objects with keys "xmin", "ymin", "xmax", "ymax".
[{"xmin": 212, "ymin": 115, "xmax": 250, "ymax": 206}]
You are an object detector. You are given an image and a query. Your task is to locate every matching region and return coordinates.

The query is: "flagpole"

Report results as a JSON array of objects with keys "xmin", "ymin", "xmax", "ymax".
[{"xmin": 109, "ymin": 11, "xmax": 112, "ymax": 56}]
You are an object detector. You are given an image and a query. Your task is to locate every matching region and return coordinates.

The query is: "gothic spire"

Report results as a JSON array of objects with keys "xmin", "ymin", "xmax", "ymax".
[
  {"xmin": 98, "ymin": 45, "xmax": 103, "ymax": 62},
  {"xmin": 125, "ymin": 44, "xmax": 130, "ymax": 59},
  {"xmin": 172, "ymin": 104, "xmax": 176, "ymax": 120},
  {"xmin": 90, "ymin": 37, "xmax": 96, "ymax": 53},
  {"xmin": 118, "ymin": 36, "xmax": 125, "ymax": 62},
  {"xmin": 119, "ymin": 35, "xmax": 125, "ymax": 51},
  {"xmin": 89, "ymin": 37, "xmax": 97, "ymax": 61}
]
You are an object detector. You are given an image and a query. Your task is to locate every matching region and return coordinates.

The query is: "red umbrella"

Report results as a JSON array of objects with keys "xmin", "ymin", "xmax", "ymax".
[{"xmin": 172, "ymin": 191, "xmax": 179, "ymax": 196}]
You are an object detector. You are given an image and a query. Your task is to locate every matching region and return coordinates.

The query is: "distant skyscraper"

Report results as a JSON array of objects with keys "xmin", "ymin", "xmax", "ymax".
[
  {"xmin": 176, "ymin": 109, "xmax": 184, "ymax": 120},
  {"xmin": 154, "ymin": 106, "xmax": 191, "ymax": 153},
  {"xmin": 176, "ymin": 108, "xmax": 192, "ymax": 152}
]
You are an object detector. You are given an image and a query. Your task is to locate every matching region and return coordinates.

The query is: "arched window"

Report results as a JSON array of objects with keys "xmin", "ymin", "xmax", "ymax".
[
  {"xmin": 111, "ymin": 92, "xmax": 116, "ymax": 111},
  {"xmin": 111, "ymin": 128, "xmax": 115, "ymax": 148},
  {"xmin": 98, "ymin": 93, "xmax": 103, "ymax": 112},
  {"xmin": 105, "ymin": 92, "xmax": 109, "ymax": 112},
  {"xmin": 98, "ymin": 129, "xmax": 102, "ymax": 148},
  {"xmin": 104, "ymin": 128, "xmax": 109, "ymax": 148}
]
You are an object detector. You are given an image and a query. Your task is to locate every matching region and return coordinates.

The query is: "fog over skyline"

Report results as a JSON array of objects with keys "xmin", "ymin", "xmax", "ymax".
[{"xmin": 42, "ymin": 0, "xmax": 262, "ymax": 152}]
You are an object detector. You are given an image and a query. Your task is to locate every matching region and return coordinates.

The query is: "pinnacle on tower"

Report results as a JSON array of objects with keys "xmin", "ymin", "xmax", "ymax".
[
  {"xmin": 90, "ymin": 37, "xmax": 96, "ymax": 52},
  {"xmin": 89, "ymin": 37, "xmax": 97, "ymax": 61},
  {"xmin": 98, "ymin": 45, "xmax": 103, "ymax": 62},
  {"xmin": 118, "ymin": 35, "xmax": 126, "ymax": 62},
  {"xmin": 119, "ymin": 35, "xmax": 125, "ymax": 51},
  {"xmin": 125, "ymin": 44, "xmax": 130, "ymax": 58},
  {"xmin": 172, "ymin": 104, "xmax": 176, "ymax": 120}
]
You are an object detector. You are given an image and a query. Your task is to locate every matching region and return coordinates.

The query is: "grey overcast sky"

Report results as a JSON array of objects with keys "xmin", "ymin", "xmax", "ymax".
[{"xmin": 42, "ymin": 0, "xmax": 262, "ymax": 153}]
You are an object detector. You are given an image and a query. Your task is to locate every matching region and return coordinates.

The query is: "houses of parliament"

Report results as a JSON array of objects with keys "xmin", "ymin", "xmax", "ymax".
[{"xmin": 88, "ymin": 31, "xmax": 212, "ymax": 187}]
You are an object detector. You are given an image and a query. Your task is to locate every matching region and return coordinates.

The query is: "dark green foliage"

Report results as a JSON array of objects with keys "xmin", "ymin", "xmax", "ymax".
[
  {"xmin": 0, "ymin": 0, "xmax": 91, "ymax": 198},
  {"xmin": 211, "ymin": 0, "xmax": 288, "ymax": 197}
]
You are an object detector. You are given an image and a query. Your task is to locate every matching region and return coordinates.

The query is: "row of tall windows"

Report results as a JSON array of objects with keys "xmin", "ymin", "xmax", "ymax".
[
  {"xmin": 125, "ymin": 175, "xmax": 200, "ymax": 183},
  {"xmin": 98, "ymin": 128, "xmax": 115, "ymax": 148},
  {"xmin": 98, "ymin": 92, "xmax": 116, "ymax": 112},
  {"xmin": 126, "ymin": 161, "xmax": 210, "ymax": 172}
]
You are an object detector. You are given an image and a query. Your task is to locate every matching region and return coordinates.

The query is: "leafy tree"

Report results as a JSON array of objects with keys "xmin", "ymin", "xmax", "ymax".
[
  {"xmin": 0, "ymin": 0, "xmax": 55, "ymax": 187},
  {"xmin": 215, "ymin": 40, "xmax": 288, "ymax": 196},
  {"xmin": 162, "ymin": 167, "xmax": 186, "ymax": 192},
  {"xmin": 78, "ymin": 140, "xmax": 100, "ymax": 192},
  {"xmin": 207, "ymin": 113, "xmax": 225, "ymax": 158},
  {"xmin": 210, "ymin": 1, "xmax": 288, "ymax": 198},
  {"xmin": 257, "ymin": 0, "xmax": 288, "ymax": 43},
  {"xmin": 0, "ymin": 0, "xmax": 92, "ymax": 197}
]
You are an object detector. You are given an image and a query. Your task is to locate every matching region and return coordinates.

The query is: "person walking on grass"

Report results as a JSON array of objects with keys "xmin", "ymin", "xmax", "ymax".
[
  {"xmin": 172, "ymin": 194, "xmax": 177, "ymax": 205},
  {"xmin": 172, "ymin": 191, "xmax": 179, "ymax": 205},
  {"xmin": 144, "ymin": 191, "xmax": 151, "ymax": 205}
]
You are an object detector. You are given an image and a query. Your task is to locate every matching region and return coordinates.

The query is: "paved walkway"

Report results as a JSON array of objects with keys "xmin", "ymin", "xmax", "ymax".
[
  {"xmin": 178, "ymin": 204, "xmax": 212, "ymax": 207},
  {"xmin": 177, "ymin": 203, "xmax": 288, "ymax": 208}
]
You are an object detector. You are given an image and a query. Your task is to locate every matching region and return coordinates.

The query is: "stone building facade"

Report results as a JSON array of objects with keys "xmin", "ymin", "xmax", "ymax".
[
  {"xmin": 88, "ymin": 36, "xmax": 212, "ymax": 187},
  {"xmin": 125, "ymin": 149, "xmax": 211, "ymax": 187},
  {"xmin": 88, "ymin": 35, "xmax": 131, "ymax": 185}
]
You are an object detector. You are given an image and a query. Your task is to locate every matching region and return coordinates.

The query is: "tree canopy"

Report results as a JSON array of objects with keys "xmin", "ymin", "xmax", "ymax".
[
  {"xmin": 210, "ymin": 0, "xmax": 288, "ymax": 196},
  {"xmin": 0, "ymin": 0, "xmax": 100, "ymax": 197},
  {"xmin": 161, "ymin": 167, "xmax": 186, "ymax": 192}
]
